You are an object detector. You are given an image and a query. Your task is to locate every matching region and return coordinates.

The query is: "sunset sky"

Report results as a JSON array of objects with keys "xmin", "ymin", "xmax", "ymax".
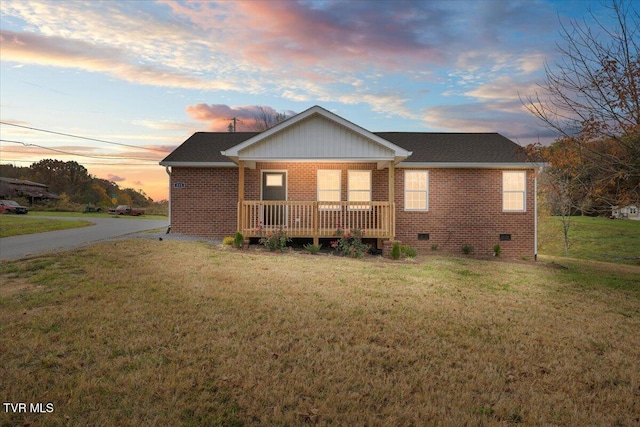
[{"xmin": 0, "ymin": 0, "xmax": 622, "ymax": 201}]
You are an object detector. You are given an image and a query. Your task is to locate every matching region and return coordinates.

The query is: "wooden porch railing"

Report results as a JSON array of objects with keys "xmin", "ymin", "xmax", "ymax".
[{"xmin": 239, "ymin": 201, "xmax": 394, "ymax": 240}]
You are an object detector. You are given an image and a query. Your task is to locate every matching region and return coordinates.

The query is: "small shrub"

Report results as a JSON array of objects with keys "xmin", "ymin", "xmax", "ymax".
[
  {"xmin": 401, "ymin": 245, "xmax": 417, "ymax": 258},
  {"xmin": 222, "ymin": 236, "xmax": 234, "ymax": 246},
  {"xmin": 258, "ymin": 226, "xmax": 291, "ymax": 252},
  {"xmin": 331, "ymin": 228, "xmax": 370, "ymax": 258},
  {"xmin": 303, "ymin": 243, "xmax": 322, "ymax": 255},
  {"xmin": 390, "ymin": 242, "xmax": 401, "ymax": 260},
  {"xmin": 493, "ymin": 244, "xmax": 502, "ymax": 257},
  {"xmin": 233, "ymin": 232, "xmax": 244, "ymax": 249},
  {"xmin": 462, "ymin": 245, "xmax": 474, "ymax": 255},
  {"xmin": 431, "ymin": 244, "xmax": 439, "ymax": 251}
]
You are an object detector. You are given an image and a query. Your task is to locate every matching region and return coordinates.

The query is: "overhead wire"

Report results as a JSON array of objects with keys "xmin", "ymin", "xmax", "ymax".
[
  {"xmin": 0, "ymin": 121, "xmax": 171, "ymax": 154},
  {"xmin": 0, "ymin": 158, "xmax": 161, "ymax": 167},
  {"xmin": 0, "ymin": 139, "xmax": 161, "ymax": 162}
]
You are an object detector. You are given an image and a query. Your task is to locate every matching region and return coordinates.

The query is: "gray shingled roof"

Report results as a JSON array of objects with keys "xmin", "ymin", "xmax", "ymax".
[
  {"xmin": 375, "ymin": 132, "xmax": 529, "ymax": 163},
  {"xmin": 161, "ymin": 132, "xmax": 258, "ymax": 164},
  {"xmin": 160, "ymin": 131, "xmax": 529, "ymax": 165}
]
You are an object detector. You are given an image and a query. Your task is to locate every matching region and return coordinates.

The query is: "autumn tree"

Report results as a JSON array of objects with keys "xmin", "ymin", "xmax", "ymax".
[
  {"xmin": 120, "ymin": 187, "xmax": 152, "ymax": 206},
  {"xmin": 0, "ymin": 163, "xmax": 30, "ymax": 179},
  {"xmin": 532, "ymin": 139, "xmax": 594, "ymax": 255},
  {"xmin": 87, "ymin": 184, "xmax": 112, "ymax": 207},
  {"xmin": 92, "ymin": 177, "xmax": 120, "ymax": 201},
  {"xmin": 1, "ymin": 159, "xmax": 154, "ymax": 208},
  {"xmin": 30, "ymin": 159, "xmax": 93, "ymax": 203},
  {"xmin": 524, "ymin": 0, "xmax": 640, "ymax": 209}
]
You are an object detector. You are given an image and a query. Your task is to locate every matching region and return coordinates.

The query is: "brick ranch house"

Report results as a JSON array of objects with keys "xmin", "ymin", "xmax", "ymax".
[{"xmin": 160, "ymin": 105, "xmax": 539, "ymax": 258}]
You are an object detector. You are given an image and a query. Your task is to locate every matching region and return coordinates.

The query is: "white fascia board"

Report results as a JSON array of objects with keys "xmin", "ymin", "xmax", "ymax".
[
  {"xmin": 396, "ymin": 162, "xmax": 537, "ymax": 169},
  {"xmin": 239, "ymin": 156, "xmax": 395, "ymax": 163},
  {"xmin": 222, "ymin": 105, "xmax": 412, "ymax": 159},
  {"xmin": 159, "ymin": 161, "xmax": 237, "ymax": 167}
]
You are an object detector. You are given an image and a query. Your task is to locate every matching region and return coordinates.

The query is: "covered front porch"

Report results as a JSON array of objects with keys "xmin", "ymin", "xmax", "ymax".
[{"xmin": 219, "ymin": 106, "xmax": 412, "ymax": 245}]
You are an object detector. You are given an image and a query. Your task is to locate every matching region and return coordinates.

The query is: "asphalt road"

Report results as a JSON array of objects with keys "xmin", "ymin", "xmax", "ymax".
[{"xmin": 0, "ymin": 216, "xmax": 169, "ymax": 260}]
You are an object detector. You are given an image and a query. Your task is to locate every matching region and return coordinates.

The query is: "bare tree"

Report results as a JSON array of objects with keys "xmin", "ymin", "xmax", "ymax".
[
  {"xmin": 523, "ymin": 0, "xmax": 640, "ymax": 207},
  {"xmin": 536, "ymin": 148, "xmax": 585, "ymax": 256},
  {"xmin": 250, "ymin": 106, "xmax": 289, "ymax": 132}
]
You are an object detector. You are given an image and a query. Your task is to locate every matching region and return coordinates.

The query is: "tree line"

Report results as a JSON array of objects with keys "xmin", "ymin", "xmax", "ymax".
[
  {"xmin": 522, "ymin": 0, "xmax": 638, "ymax": 255},
  {"xmin": 0, "ymin": 159, "xmax": 154, "ymax": 207},
  {"xmin": 524, "ymin": 0, "xmax": 639, "ymax": 217}
]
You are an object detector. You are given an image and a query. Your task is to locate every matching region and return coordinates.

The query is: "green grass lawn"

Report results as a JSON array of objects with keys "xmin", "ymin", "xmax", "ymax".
[
  {"xmin": 1, "ymin": 240, "xmax": 638, "ymax": 426},
  {"xmin": 538, "ymin": 216, "xmax": 640, "ymax": 264},
  {"xmin": 0, "ymin": 216, "xmax": 93, "ymax": 238}
]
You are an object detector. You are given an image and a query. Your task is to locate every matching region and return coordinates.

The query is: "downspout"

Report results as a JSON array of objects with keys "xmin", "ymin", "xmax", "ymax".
[
  {"xmin": 534, "ymin": 172, "xmax": 538, "ymax": 261},
  {"xmin": 165, "ymin": 166, "xmax": 172, "ymax": 234}
]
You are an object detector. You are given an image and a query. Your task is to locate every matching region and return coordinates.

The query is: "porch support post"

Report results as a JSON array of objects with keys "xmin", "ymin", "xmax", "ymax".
[
  {"xmin": 388, "ymin": 161, "xmax": 395, "ymax": 202},
  {"xmin": 238, "ymin": 160, "xmax": 245, "ymax": 233},
  {"xmin": 388, "ymin": 161, "xmax": 395, "ymax": 238},
  {"xmin": 313, "ymin": 201, "xmax": 319, "ymax": 246}
]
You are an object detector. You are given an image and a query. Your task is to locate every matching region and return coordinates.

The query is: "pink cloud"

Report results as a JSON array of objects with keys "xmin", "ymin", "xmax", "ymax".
[
  {"xmin": 161, "ymin": 0, "xmax": 555, "ymax": 75},
  {"xmin": 228, "ymin": 1, "xmax": 445, "ymax": 71},
  {"xmin": 185, "ymin": 104, "xmax": 295, "ymax": 132}
]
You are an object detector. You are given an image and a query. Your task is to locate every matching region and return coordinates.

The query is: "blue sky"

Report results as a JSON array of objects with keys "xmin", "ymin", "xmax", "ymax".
[{"xmin": 0, "ymin": 0, "xmax": 622, "ymax": 200}]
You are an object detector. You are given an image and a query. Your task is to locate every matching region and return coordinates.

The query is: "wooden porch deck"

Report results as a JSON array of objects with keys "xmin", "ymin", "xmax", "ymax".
[{"xmin": 239, "ymin": 201, "xmax": 395, "ymax": 242}]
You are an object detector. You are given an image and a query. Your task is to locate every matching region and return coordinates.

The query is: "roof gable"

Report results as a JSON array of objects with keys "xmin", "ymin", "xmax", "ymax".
[{"xmin": 221, "ymin": 106, "xmax": 411, "ymax": 162}]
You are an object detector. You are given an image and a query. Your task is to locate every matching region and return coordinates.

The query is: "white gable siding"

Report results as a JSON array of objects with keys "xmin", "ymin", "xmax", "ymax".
[{"xmin": 238, "ymin": 115, "xmax": 395, "ymax": 160}]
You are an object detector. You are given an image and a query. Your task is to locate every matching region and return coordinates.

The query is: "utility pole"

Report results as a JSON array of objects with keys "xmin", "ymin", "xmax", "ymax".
[{"xmin": 227, "ymin": 117, "xmax": 237, "ymax": 133}]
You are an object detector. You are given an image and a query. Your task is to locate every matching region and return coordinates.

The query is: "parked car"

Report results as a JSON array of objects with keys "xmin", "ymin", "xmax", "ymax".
[
  {"xmin": 83, "ymin": 204, "xmax": 102, "ymax": 213},
  {"xmin": 0, "ymin": 200, "xmax": 29, "ymax": 214},
  {"xmin": 107, "ymin": 205, "xmax": 145, "ymax": 216}
]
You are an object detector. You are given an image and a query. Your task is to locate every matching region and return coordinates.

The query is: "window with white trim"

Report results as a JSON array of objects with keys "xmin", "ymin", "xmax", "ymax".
[
  {"xmin": 503, "ymin": 171, "xmax": 526, "ymax": 212},
  {"xmin": 317, "ymin": 170, "xmax": 341, "ymax": 210},
  {"xmin": 348, "ymin": 170, "xmax": 371, "ymax": 209},
  {"xmin": 404, "ymin": 170, "xmax": 428, "ymax": 211}
]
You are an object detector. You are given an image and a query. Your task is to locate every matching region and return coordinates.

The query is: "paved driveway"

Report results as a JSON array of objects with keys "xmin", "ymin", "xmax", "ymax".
[{"xmin": 0, "ymin": 216, "xmax": 169, "ymax": 260}]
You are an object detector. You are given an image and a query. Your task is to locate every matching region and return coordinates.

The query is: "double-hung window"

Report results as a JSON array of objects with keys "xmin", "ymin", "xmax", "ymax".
[
  {"xmin": 502, "ymin": 171, "xmax": 526, "ymax": 212},
  {"xmin": 404, "ymin": 170, "xmax": 428, "ymax": 211},
  {"xmin": 347, "ymin": 170, "xmax": 371, "ymax": 210},
  {"xmin": 317, "ymin": 170, "xmax": 341, "ymax": 210}
]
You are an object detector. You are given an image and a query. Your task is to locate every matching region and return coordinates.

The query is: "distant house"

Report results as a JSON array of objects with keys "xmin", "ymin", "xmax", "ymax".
[
  {"xmin": 0, "ymin": 177, "xmax": 59, "ymax": 204},
  {"xmin": 612, "ymin": 205, "xmax": 639, "ymax": 220},
  {"xmin": 160, "ymin": 105, "xmax": 539, "ymax": 257}
]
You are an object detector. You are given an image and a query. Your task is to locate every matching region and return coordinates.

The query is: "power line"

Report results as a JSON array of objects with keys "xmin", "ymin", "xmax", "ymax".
[
  {"xmin": 1, "ymin": 139, "xmax": 161, "ymax": 162},
  {"xmin": 1, "ymin": 158, "xmax": 162, "ymax": 167},
  {"xmin": 0, "ymin": 121, "xmax": 170, "ymax": 153}
]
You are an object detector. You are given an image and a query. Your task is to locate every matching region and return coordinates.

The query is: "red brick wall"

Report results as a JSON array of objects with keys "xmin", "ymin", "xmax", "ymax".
[
  {"xmin": 247, "ymin": 162, "xmax": 387, "ymax": 201},
  {"xmin": 169, "ymin": 164, "xmax": 537, "ymax": 258},
  {"xmin": 169, "ymin": 168, "xmax": 238, "ymax": 239},
  {"xmin": 394, "ymin": 168, "xmax": 536, "ymax": 258},
  {"xmin": 169, "ymin": 163, "xmax": 384, "ymax": 239}
]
